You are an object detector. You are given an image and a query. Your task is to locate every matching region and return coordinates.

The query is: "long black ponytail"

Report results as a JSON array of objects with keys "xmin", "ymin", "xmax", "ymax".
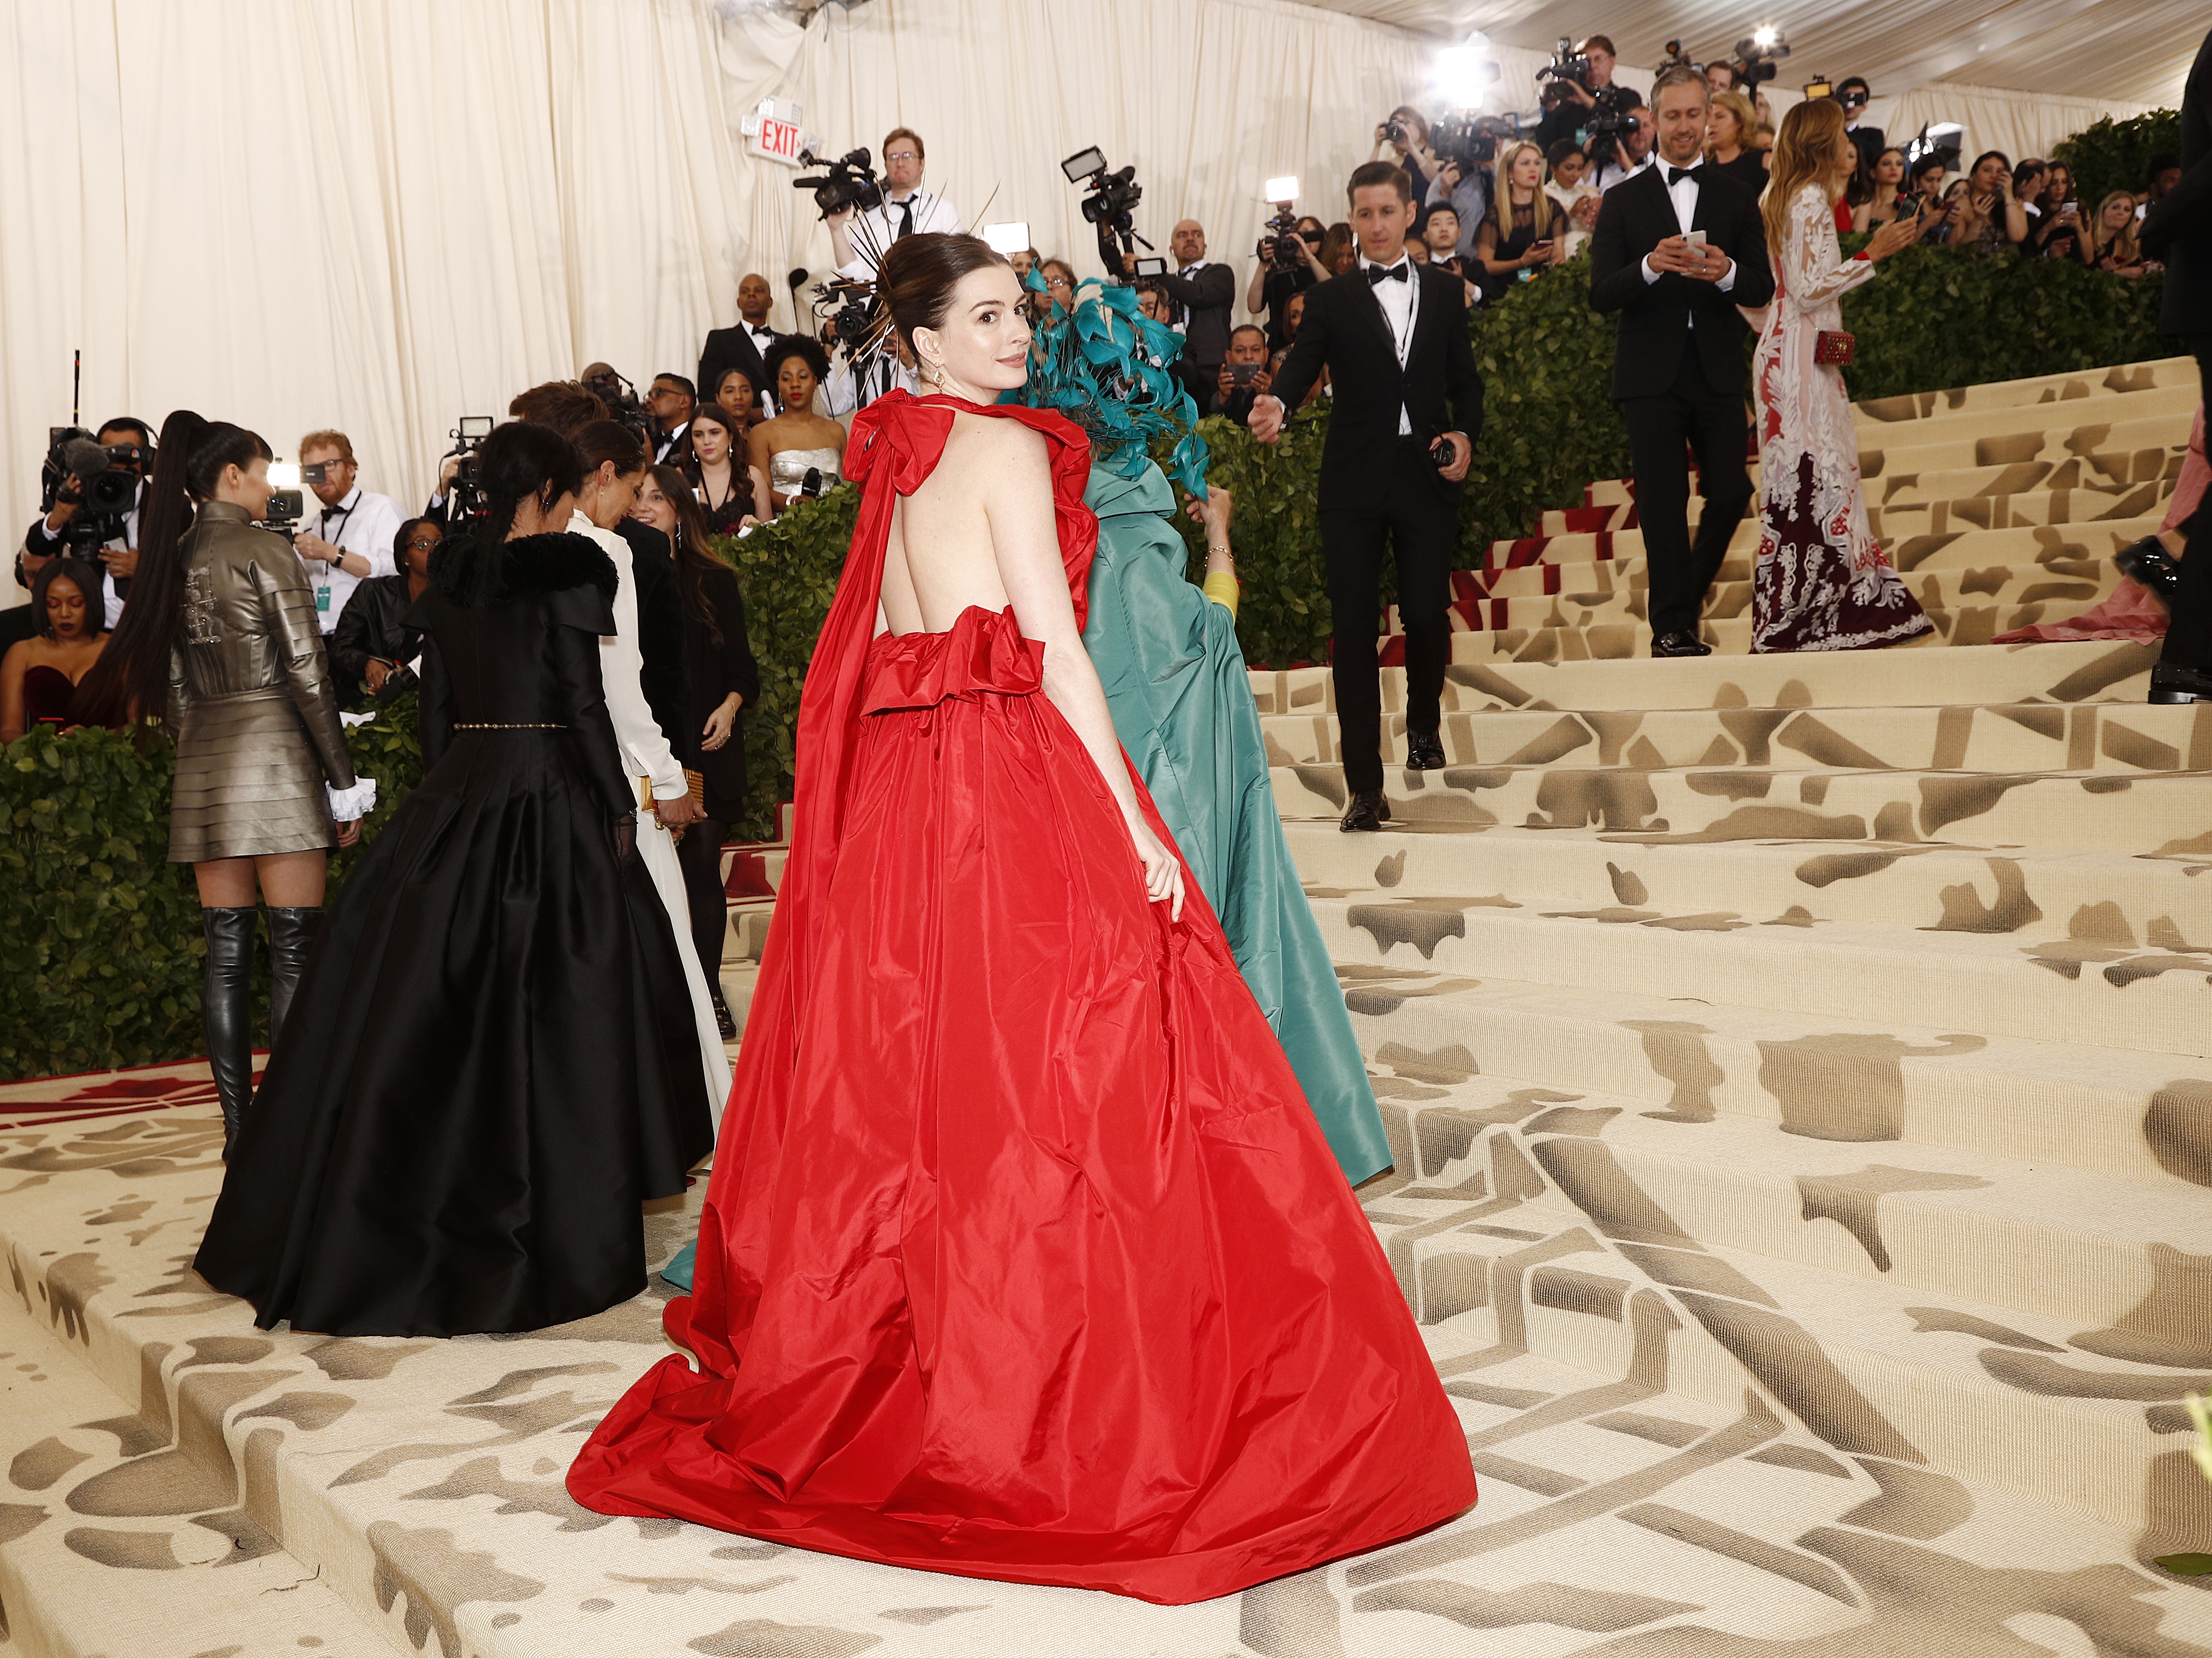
[{"xmin": 71, "ymin": 410, "xmax": 270, "ymax": 729}]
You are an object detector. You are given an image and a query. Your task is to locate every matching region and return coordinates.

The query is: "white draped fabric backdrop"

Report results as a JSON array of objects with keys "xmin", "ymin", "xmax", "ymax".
[{"xmin": 0, "ymin": 0, "xmax": 2157, "ymax": 596}]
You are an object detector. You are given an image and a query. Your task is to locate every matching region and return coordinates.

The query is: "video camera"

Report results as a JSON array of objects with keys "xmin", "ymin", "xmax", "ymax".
[
  {"xmin": 1734, "ymin": 31, "xmax": 1790, "ymax": 89},
  {"xmin": 812, "ymin": 278, "xmax": 884, "ymax": 364},
  {"xmin": 1432, "ymin": 113, "xmax": 1527, "ymax": 170},
  {"xmin": 259, "ymin": 486, "xmax": 309, "ymax": 543},
  {"xmin": 1063, "ymin": 145, "xmax": 1149, "ymax": 274},
  {"xmin": 39, "ymin": 429, "xmax": 143, "ymax": 554},
  {"xmin": 439, "ymin": 416, "xmax": 494, "ymax": 522},
  {"xmin": 1536, "ymin": 37, "xmax": 1591, "ymax": 104},
  {"xmin": 793, "ymin": 147, "xmax": 884, "ymax": 219}
]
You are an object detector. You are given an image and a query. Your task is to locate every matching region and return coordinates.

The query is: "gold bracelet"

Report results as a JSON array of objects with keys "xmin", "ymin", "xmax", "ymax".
[{"xmin": 1206, "ymin": 544, "xmax": 1232, "ymax": 557}]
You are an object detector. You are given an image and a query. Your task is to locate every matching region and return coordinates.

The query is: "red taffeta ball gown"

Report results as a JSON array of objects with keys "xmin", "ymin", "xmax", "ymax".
[{"xmin": 567, "ymin": 393, "xmax": 1475, "ymax": 1604}]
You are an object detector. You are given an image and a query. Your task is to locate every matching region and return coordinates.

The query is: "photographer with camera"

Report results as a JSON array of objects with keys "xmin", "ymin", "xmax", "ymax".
[
  {"xmin": 292, "ymin": 430, "xmax": 403, "ymax": 637},
  {"xmin": 1835, "ymin": 77, "xmax": 1884, "ymax": 175},
  {"xmin": 1371, "ymin": 106, "xmax": 1441, "ymax": 198},
  {"xmin": 1125, "ymin": 220, "xmax": 1234, "ymax": 409},
  {"xmin": 1248, "ymin": 161, "xmax": 1483, "ymax": 833},
  {"xmin": 1423, "ymin": 153, "xmax": 1490, "ymax": 261},
  {"xmin": 1247, "ymin": 213, "xmax": 1329, "ymax": 351},
  {"xmin": 1595, "ymin": 105, "xmax": 1657, "ymax": 193},
  {"xmin": 1588, "ymin": 64, "xmax": 1774, "ymax": 658},
  {"xmin": 25, "ymin": 417, "xmax": 155, "ymax": 629},
  {"xmin": 827, "ymin": 127, "xmax": 961, "ymax": 281},
  {"xmin": 1534, "ymin": 36, "xmax": 1642, "ymax": 161},
  {"xmin": 1211, "ymin": 326, "xmax": 1276, "ymax": 424}
]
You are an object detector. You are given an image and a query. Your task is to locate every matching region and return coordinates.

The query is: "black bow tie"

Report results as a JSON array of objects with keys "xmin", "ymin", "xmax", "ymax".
[
  {"xmin": 1366, "ymin": 261, "xmax": 1409, "ymax": 284},
  {"xmin": 1667, "ymin": 166, "xmax": 1703, "ymax": 187},
  {"xmin": 321, "ymin": 506, "xmax": 343, "ymax": 522}
]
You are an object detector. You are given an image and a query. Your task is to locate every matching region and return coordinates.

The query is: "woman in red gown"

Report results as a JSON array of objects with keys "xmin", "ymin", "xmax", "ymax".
[{"xmin": 567, "ymin": 233, "xmax": 1475, "ymax": 1604}]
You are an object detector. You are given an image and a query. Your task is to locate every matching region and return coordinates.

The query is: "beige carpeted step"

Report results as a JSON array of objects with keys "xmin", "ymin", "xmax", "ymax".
[
  {"xmin": 1360, "ymin": 1081, "xmax": 2205, "ymax": 1537},
  {"xmin": 1290, "ymin": 825, "xmax": 2212, "ymax": 950},
  {"xmin": 1270, "ymin": 760, "xmax": 2212, "ymax": 857},
  {"xmin": 1852, "ymin": 356, "xmax": 2200, "ymax": 424},
  {"xmin": 1480, "ymin": 512, "xmax": 2161, "ymax": 580},
  {"xmin": 0, "ymin": 1257, "xmax": 388, "ymax": 1658},
  {"xmin": 1845, "ymin": 378, "xmax": 2201, "ymax": 453},
  {"xmin": 1339, "ymin": 963, "xmax": 2204, "ymax": 1183},
  {"xmin": 1309, "ymin": 892, "xmax": 2210, "ymax": 1054},
  {"xmin": 1536, "ymin": 473, "xmax": 2174, "ymax": 538},
  {"xmin": 1261, "ymin": 698, "xmax": 2212, "ymax": 774},
  {"xmin": 1251, "ymin": 641, "xmax": 2161, "ymax": 713},
  {"xmin": 1577, "ymin": 442, "xmax": 2188, "ymax": 512}
]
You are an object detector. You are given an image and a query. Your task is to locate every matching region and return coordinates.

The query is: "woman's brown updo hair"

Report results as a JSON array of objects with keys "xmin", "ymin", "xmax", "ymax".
[{"xmin": 876, "ymin": 232, "xmax": 1011, "ymax": 359}]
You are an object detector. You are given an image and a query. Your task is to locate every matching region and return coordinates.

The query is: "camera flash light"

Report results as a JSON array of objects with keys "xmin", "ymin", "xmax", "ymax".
[
  {"xmin": 1264, "ymin": 176, "xmax": 1300, "ymax": 203},
  {"xmin": 981, "ymin": 221, "xmax": 1032, "ymax": 254},
  {"xmin": 1753, "ymin": 25, "xmax": 1779, "ymax": 48},
  {"xmin": 268, "ymin": 462, "xmax": 301, "ymax": 490}
]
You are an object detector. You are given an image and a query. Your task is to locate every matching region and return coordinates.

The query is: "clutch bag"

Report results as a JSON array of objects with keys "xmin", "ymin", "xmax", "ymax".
[
  {"xmin": 1813, "ymin": 329, "xmax": 1857, "ymax": 366},
  {"xmin": 684, "ymin": 767, "xmax": 707, "ymax": 807}
]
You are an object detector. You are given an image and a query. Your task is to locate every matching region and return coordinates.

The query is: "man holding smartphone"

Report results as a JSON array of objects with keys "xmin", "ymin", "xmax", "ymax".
[
  {"xmin": 1212, "ymin": 326, "xmax": 1275, "ymax": 422},
  {"xmin": 293, "ymin": 430, "xmax": 403, "ymax": 636},
  {"xmin": 1588, "ymin": 66, "xmax": 1774, "ymax": 657}
]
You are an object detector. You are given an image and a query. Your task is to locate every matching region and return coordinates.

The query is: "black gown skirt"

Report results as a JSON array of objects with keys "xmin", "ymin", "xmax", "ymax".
[{"xmin": 193, "ymin": 532, "xmax": 714, "ymax": 1337}]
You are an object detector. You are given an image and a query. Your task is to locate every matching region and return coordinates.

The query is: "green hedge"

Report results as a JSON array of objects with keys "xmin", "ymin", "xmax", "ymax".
[
  {"xmin": 2053, "ymin": 112, "xmax": 2183, "ymax": 214},
  {"xmin": 0, "ymin": 241, "xmax": 2178, "ymax": 1080}
]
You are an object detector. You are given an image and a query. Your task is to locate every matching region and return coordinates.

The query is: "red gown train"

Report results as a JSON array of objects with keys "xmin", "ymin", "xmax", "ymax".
[{"xmin": 566, "ymin": 393, "xmax": 1475, "ymax": 1604}]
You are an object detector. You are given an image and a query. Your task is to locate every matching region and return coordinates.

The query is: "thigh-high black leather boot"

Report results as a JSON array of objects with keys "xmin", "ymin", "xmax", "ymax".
[
  {"xmin": 264, "ymin": 906, "xmax": 324, "ymax": 1047},
  {"xmin": 201, "ymin": 907, "xmax": 258, "ymax": 1153}
]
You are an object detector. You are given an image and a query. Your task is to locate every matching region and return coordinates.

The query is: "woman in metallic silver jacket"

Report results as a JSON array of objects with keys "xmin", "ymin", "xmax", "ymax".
[{"xmin": 73, "ymin": 411, "xmax": 368, "ymax": 1149}]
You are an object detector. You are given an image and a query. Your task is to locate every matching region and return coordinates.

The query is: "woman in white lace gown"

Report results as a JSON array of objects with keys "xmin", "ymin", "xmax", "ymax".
[{"xmin": 1750, "ymin": 99, "xmax": 1931, "ymax": 653}]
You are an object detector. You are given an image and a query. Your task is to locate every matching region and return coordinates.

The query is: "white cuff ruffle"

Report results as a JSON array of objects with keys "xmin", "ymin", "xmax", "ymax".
[{"xmin": 328, "ymin": 777, "xmax": 378, "ymax": 822}]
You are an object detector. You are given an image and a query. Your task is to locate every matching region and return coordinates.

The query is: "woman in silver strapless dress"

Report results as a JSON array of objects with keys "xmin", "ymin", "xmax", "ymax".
[
  {"xmin": 745, "ymin": 337, "xmax": 848, "ymax": 512},
  {"xmin": 69, "ymin": 410, "xmax": 368, "ymax": 1150}
]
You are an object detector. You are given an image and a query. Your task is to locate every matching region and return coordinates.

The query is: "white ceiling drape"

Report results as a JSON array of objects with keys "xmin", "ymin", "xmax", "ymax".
[{"xmin": 0, "ymin": 0, "xmax": 2176, "ymax": 569}]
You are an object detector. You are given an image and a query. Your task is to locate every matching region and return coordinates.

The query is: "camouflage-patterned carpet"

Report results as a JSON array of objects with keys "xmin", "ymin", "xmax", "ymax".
[{"xmin": 3, "ymin": 358, "xmax": 2210, "ymax": 1658}]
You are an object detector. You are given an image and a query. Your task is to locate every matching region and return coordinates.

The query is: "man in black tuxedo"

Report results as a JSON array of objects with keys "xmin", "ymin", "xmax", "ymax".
[
  {"xmin": 1251, "ymin": 161, "xmax": 1484, "ymax": 832},
  {"xmin": 1837, "ymin": 79, "xmax": 1885, "ymax": 176},
  {"xmin": 2133, "ymin": 23, "xmax": 2212, "ymax": 702},
  {"xmin": 697, "ymin": 272, "xmax": 781, "ymax": 416},
  {"xmin": 1589, "ymin": 64, "xmax": 1775, "ymax": 656}
]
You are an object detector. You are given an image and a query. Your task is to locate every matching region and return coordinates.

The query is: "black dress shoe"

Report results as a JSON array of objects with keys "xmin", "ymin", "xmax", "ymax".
[
  {"xmin": 710, "ymin": 984, "xmax": 738, "ymax": 1041},
  {"xmin": 1405, "ymin": 729, "xmax": 1446, "ymax": 770},
  {"xmin": 1340, "ymin": 791, "xmax": 1392, "ymax": 832},
  {"xmin": 1651, "ymin": 631, "xmax": 1713, "ymax": 658},
  {"xmin": 2115, "ymin": 536, "xmax": 2183, "ymax": 611},
  {"xmin": 2149, "ymin": 663, "xmax": 2212, "ymax": 704}
]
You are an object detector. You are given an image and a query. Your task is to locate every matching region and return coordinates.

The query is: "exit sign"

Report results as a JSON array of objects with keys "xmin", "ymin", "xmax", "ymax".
[{"xmin": 742, "ymin": 99, "xmax": 809, "ymax": 167}]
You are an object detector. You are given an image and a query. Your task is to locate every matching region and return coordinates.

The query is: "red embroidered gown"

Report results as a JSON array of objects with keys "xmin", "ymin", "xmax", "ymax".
[{"xmin": 566, "ymin": 394, "xmax": 1475, "ymax": 1603}]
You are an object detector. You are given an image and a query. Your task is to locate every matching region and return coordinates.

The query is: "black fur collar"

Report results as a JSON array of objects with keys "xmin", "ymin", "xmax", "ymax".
[{"xmin": 430, "ymin": 530, "xmax": 618, "ymax": 608}]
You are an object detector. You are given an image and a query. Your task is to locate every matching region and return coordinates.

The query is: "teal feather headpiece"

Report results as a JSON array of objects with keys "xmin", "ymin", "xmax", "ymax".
[{"xmin": 1007, "ymin": 271, "xmax": 1209, "ymax": 497}]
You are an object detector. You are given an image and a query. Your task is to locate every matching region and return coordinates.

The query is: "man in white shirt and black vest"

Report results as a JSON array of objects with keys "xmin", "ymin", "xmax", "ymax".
[
  {"xmin": 1249, "ymin": 162, "xmax": 1484, "ymax": 833},
  {"xmin": 294, "ymin": 430, "xmax": 403, "ymax": 636}
]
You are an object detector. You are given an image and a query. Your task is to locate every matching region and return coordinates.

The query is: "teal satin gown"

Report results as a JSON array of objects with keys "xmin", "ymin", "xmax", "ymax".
[{"xmin": 1080, "ymin": 461, "xmax": 1390, "ymax": 1185}]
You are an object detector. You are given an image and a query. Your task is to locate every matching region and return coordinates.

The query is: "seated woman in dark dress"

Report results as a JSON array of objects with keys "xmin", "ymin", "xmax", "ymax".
[
  {"xmin": 1475, "ymin": 140, "xmax": 1564, "ymax": 303},
  {"xmin": 193, "ymin": 421, "xmax": 713, "ymax": 1338},
  {"xmin": 329, "ymin": 516, "xmax": 440, "ymax": 702},
  {"xmin": 631, "ymin": 464, "xmax": 760, "ymax": 1039},
  {"xmin": 0, "ymin": 557, "xmax": 107, "ymax": 741}
]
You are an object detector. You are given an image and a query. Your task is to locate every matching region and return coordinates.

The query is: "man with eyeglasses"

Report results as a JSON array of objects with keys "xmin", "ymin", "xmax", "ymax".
[
  {"xmin": 645, "ymin": 374, "xmax": 695, "ymax": 465},
  {"xmin": 294, "ymin": 429, "xmax": 403, "ymax": 636},
  {"xmin": 827, "ymin": 126, "xmax": 963, "ymax": 282}
]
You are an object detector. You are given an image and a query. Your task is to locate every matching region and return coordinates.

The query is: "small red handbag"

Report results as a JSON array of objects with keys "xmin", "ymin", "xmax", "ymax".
[{"xmin": 1813, "ymin": 330, "xmax": 1857, "ymax": 366}]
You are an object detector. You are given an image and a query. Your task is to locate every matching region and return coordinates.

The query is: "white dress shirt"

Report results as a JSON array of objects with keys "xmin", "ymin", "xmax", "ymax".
[
  {"xmin": 1639, "ymin": 164, "xmax": 1739, "ymax": 316},
  {"xmin": 652, "ymin": 421, "xmax": 691, "ymax": 466},
  {"xmin": 1597, "ymin": 152, "xmax": 1655, "ymax": 194},
  {"xmin": 30, "ymin": 491, "xmax": 139, "ymax": 629},
  {"xmin": 568, "ymin": 512, "xmax": 685, "ymax": 801},
  {"xmin": 306, "ymin": 487, "xmax": 403, "ymax": 633},
  {"xmin": 834, "ymin": 187, "xmax": 964, "ymax": 281},
  {"xmin": 564, "ymin": 509, "xmax": 734, "ymax": 1122},
  {"xmin": 1361, "ymin": 253, "xmax": 1420, "ymax": 436}
]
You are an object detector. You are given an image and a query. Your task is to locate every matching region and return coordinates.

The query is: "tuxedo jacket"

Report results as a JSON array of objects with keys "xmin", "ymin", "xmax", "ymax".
[
  {"xmin": 2143, "ymin": 25, "xmax": 2211, "ymax": 336},
  {"xmin": 1588, "ymin": 165, "xmax": 1775, "ymax": 400},
  {"xmin": 697, "ymin": 324, "xmax": 778, "ymax": 407},
  {"xmin": 1268, "ymin": 261, "xmax": 1485, "ymax": 515},
  {"xmin": 613, "ymin": 517, "xmax": 688, "ymax": 751}
]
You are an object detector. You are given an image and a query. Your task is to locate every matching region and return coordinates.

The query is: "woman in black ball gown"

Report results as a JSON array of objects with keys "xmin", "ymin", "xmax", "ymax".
[{"xmin": 194, "ymin": 421, "xmax": 713, "ymax": 1337}]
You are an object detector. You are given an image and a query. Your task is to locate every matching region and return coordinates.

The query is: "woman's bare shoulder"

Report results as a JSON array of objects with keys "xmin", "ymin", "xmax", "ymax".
[{"xmin": 944, "ymin": 409, "xmax": 1047, "ymax": 467}]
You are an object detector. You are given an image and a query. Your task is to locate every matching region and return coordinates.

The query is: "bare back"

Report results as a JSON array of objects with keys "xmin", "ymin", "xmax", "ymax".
[{"xmin": 877, "ymin": 411, "xmax": 1027, "ymax": 637}]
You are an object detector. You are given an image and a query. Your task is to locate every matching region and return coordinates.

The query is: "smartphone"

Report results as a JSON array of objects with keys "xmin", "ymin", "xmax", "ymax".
[
  {"xmin": 1133, "ymin": 256, "xmax": 1167, "ymax": 277},
  {"xmin": 1683, "ymin": 228, "xmax": 1709, "ymax": 245},
  {"xmin": 1528, "ymin": 240, "xmax": 1555, "ymax": 254},
  {"xmin": 1230, "ymin": 363, "xmax": 1261, "ymax": 386}
]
